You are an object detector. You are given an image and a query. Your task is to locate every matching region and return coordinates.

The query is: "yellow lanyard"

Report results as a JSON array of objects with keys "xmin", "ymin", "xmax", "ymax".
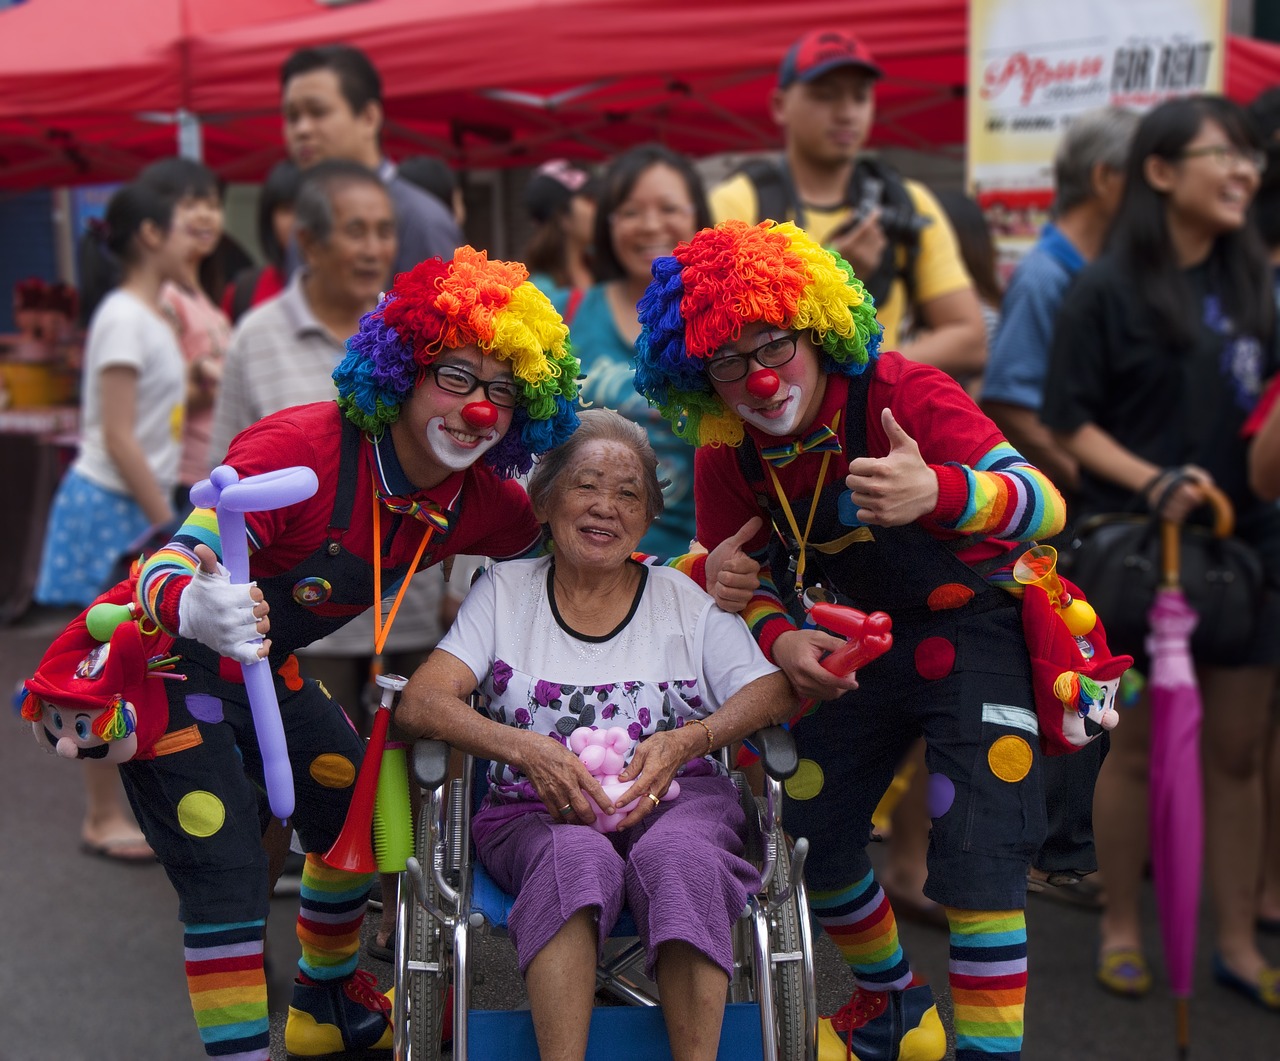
[
  {"xmin": 371, "ymin": 488, "xmax": 436, "ymax": 656},
  {"xmin": 763, "ymin": 409, "xmax": 842, "ymax": 598}
]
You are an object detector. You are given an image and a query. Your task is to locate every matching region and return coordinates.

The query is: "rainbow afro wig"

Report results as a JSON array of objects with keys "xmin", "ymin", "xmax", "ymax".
[
  {"xmin": 333, "ymin": 246, "xmax": 580, "ymax": 478},
  {"xmin": 633, "ymin": 219, "xmax": 881, "ymax": 447}
]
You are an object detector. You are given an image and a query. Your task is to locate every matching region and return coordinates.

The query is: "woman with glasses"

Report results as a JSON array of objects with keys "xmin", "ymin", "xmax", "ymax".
[
  {"xmin": 1042, "ymin": 95, "xmax": 1280, "ymax": 1008},
  {"xmin": 550, "ymin": 144, "xmax": 711, "ymax": 558}
]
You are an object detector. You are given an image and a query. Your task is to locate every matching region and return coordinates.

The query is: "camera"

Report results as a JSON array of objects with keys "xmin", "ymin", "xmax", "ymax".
[{"xmin": 850, "ymin": 175, "xmax": 931, "ymax": 244}]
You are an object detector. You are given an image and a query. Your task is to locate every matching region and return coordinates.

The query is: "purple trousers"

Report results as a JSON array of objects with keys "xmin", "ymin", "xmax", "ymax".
[{"xmin": 473, "ymin": 774, "xmax": 759, "ymax": 978}]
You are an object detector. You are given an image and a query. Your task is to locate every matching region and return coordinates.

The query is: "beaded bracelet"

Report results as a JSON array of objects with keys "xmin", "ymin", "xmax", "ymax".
[{"xmin": 688, "ymin": 718, "xmax": 714, "ymax": 755}]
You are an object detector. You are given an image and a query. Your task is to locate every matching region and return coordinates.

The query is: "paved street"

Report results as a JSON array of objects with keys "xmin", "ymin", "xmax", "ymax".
[{"xmin": 3, "ymin": 609, "xmax": 1277, "ymax": 1060}]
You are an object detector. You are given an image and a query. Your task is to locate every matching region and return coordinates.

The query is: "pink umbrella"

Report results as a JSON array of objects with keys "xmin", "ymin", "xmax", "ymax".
[{"xmin": 1147, "ymin": 486, "xmax": 1233, "ymax": 1060}]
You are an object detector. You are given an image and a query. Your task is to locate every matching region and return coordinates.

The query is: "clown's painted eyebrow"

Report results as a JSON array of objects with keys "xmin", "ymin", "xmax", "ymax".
[
  {"xmin": 712, "ymin": 325, "xmax": 790, "ymax": 360},
  {"xmin": 436, "ymin": 349, "xmax": 515, "ymax": 382}
]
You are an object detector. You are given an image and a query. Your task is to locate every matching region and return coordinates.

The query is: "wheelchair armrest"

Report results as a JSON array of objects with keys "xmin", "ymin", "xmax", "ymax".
[
  {"xmin": 751, "ymin": 725, "xmax": 798, "ymax": 781},
  {"xmin": 412, "ymin": 739, "xmax": 452, "ymax": 790}
]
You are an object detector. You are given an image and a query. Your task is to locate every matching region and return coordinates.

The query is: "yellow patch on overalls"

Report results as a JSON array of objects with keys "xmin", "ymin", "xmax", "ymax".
[
  {"xmin": 987, "ymin": 735, "xmax": 1033, "ymax": 783},
  {"xmin": 784, "ymin": 758, "xmax": 825, "ymax": 801},
  {"xmin": 177, "ymin": 790, "xmax": 226, "ymax": 837},
  {"xmin": 310, "ymin": 753, "xmax": 357, "ymax": 788}
]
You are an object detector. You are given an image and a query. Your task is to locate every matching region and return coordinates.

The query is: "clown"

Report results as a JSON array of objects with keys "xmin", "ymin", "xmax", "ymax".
[
  {"xmin": 634, "ymin": 220, "xmax": 1069, "ymax": 1061},
  {"xmin": 111, "ymin": 248, "xmax": 579, "ymax": 1061}
]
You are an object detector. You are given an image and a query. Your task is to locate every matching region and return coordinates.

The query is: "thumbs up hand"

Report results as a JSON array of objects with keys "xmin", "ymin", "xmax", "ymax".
[
  {"xmin": 704, "ymin": 516, "xmax": 764, "ymax": 613},
  {"xmin": 844, "ymin": 408, "xmax": 939, "ymax": 527}
]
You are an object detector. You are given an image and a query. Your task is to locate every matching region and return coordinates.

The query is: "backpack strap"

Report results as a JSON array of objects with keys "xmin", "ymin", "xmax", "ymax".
[{"xmin": 735, "ymin": 156, "xmax": 922, "ymax": 311}]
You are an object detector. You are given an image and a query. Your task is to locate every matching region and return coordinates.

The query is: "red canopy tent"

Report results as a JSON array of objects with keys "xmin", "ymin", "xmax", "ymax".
[
  {"xmin": 0, "ymin": 0, "xmax": 1277, "ymax": 189},
  {"xmin": 186, "ymin": 0, "xmax": 969, "ymax": 177},
  {"xmin": 0, "ymin": 0, "xmax": 319, "ymax": 188}
]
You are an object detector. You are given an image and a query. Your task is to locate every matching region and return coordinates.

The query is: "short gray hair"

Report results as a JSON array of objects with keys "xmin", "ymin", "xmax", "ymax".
[
  {"xmin": 294, "ymin": 159, "xmax": 389, "ymax": 244},
  {"xmin": 1053, "ymin": 107, "xmax": 1140, "ymax": 215},
  {"xmin": 528, "ymin": 409, "xmax": 666, "ymax": 524}
]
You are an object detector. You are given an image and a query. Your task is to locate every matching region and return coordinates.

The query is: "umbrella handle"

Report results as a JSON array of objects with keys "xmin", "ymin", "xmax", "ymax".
[{"xmin": 1159, "ymin": 481, "xmax": 1234, "ymax": 587}]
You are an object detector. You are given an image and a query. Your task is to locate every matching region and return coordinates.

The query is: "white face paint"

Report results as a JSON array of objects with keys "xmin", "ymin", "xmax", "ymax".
[
  {"xmin": 423, "ymin": 415, "xmax": 502, "ymax": 471},
  {"xmin": 735, "ymin": 385, "xmax": 806, "ymax": 436}
]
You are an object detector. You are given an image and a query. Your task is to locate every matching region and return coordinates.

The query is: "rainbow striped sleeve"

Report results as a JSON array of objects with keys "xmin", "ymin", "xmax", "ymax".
[
  {"xmin": 138, "ymin": 508, "xmax": 224, "ymax": 634},
  {"xmin": 932, "ymin": 442, "xmax": 1065, "ymax": 543}
]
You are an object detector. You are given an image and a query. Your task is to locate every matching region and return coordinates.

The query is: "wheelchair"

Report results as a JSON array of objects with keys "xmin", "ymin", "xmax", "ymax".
[{"xmin": 389, "ymin": 725, "xmax": 817, "ymax": 1060}]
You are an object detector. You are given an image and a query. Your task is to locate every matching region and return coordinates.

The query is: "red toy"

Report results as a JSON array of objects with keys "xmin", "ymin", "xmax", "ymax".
[{"xmin": 21, "ymin": 573, "xmax": 178, "ymax": 763}]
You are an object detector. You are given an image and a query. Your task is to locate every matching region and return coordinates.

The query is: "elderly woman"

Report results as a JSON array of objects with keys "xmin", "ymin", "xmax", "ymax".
[{"xmin": 397, "ymin": 408, "xmax": 794, "ymax": 1061}]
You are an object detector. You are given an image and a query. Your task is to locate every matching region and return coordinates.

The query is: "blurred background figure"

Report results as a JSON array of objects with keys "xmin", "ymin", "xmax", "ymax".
[
  {"xmin": 1247, "ymin": 84, "xmax": 1280, "ymax": 940},
  {"xmin": 1042, "ymin": 95, "xmax": 1280, "ymax": 1007},
  {"xmin": 709, "ymin": 27, "xmax": 986, "ymax": 376},
  {"xmin": 281, "ymin": 43, "xmax": 462, "ymax": 273},
  {"xmin": 551, "ymin": 143, "xmax": 709, "ymax": 558},
  {"xmin": 144, "ymin": 158, "xmax": 233, "ymax": 518},
  {"xmin": 935, "ymin": 188, "xmax": 1003, "ymax": 397},
  {"xmin": 398, "ymin": 154, "xmax": 467, "ymax": 230},
  {"xmin": 222, "ymin": 159, "xmax": 302, "ymax": 325},
  {"xmin": 980, "ymin": 106, "xmax": 1139, "ymax": 907},
  {"xmin": 522, "ymin": 157, "xmax": 598, "ymax": 298},
  {"xmin": 34, "ymin": 174, "xmax": 196, "ymax": 866}
]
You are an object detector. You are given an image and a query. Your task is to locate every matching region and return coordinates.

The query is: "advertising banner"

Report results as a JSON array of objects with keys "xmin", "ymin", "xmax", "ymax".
[{"xmin": 968, "ymin": 0, "xmax": 1225, "ymax": 254}]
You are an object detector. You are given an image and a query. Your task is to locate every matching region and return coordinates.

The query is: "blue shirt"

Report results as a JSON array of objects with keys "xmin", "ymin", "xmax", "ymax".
[
  {"xmin": 553, "ymin": 284, "xmax": 697, "ymax": 559},
  {"xmin": 980, "ymin": 224, "xmax": 1085, "ymax": 411}
]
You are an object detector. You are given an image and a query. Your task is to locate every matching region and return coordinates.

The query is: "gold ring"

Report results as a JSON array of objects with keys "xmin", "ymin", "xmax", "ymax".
[
  {"xmin": 558, "ymin": 803, "xmax": 574, "ymax": 816},
  {"xmin": 646, "ymin": 792, "xmax": 661, "ymax": 807}
]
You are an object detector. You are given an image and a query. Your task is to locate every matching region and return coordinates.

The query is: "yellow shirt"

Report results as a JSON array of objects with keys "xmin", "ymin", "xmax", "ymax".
[{"xmin": 708, "ymin": 171, "xmax": 973, "ymax": 350}]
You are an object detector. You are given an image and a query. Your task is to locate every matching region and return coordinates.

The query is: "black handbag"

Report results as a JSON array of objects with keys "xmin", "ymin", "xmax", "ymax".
[{"xmin": 1059, "ymin": 511, "xmax": 1264, "ymax": 666}]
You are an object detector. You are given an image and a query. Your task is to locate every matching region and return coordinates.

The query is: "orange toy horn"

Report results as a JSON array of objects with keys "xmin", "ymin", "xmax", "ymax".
[{"xmin": 323, "ymin": 673, "xmax": 408, "ymax": 873}]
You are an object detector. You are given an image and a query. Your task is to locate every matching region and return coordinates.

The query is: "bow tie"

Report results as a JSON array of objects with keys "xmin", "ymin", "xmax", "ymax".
[
  {"xmin": 761, "ymin": 423, "xmax": 842, "ymax": 467},
  {"xmin": 375, "ymin": 489, "xmax": 452, "ymax": 534}
]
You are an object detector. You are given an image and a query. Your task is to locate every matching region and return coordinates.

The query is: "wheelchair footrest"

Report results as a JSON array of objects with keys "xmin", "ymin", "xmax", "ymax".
[{"xmin": 467, "ymin": 1002, "xmax": 763, "ymax": 1059}]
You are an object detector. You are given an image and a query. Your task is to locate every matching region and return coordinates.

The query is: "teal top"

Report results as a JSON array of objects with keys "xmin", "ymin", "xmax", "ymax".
[{"xmin": 553, "ymin": 283, "xmax": 697, "ymax": 558}]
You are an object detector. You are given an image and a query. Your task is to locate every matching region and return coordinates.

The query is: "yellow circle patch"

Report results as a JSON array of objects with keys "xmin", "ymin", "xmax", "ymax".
[
  {"xmin": 177, "ymin": 790, "xmax": 225, "ymax": 837},
  {"xmin": 784, "ymin": 758, "xmax": 825, "ymax": 801},
  {"xmin": 310, "ymin": 753, "xmax": 357, "ymax": 789},
  {"xmin": 987, "ymin": 735, "xmax": 1033, "ymax": 783}
]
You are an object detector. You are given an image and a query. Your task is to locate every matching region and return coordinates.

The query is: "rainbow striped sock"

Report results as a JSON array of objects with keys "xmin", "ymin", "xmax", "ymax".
[
  {"xmin": 810, "ymin": 870, "xmax": 913, "ymax": 992},
  {"xmin": 946, "ymin": 907, "xmax": 1027, "ymax": 1060},
  {"xmin": 182, "ymin": 919, "xmax": 269, "ymax": 1059},
  {"xmin": 296, "ymin": 853, "xmax": 374, "ymax": 981}
]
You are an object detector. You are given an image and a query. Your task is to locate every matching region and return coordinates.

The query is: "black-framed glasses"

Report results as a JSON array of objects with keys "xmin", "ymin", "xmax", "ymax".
[
  {"xmin": 705, "ymin": 334, "xmax": 800, "ymax": 383},
  {"xmin": 1178, "ymin": 144, "xmax": 1267, "ymax": 172},
  {"xmin": 426, "ymin": 363, "xmax": 521, "ymax": 408}
]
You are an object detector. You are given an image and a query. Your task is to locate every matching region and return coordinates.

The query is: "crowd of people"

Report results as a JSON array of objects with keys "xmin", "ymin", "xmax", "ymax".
[{"xmin": 16, "ymin": 23, "xmax": 1280, "ymax": 1061}]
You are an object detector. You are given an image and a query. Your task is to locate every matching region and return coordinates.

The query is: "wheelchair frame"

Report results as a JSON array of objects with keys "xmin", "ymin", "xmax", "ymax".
[{"xmin": 390, "ymin": 728, "xmax": 817, "ymax": 1060}]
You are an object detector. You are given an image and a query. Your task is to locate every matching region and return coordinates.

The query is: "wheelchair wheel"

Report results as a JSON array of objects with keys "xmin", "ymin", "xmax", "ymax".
[
  {"xmin": 407, "ymin": 808, "xmax": 449, "ymax": 1060},
  {"xmin": 766, "ymin": 821, "xmax": 811, "ymax": 1061}
]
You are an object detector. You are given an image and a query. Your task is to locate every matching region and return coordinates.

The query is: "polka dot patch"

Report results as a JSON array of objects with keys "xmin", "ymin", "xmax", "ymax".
[
  {"xmin": 927, "ymin": 583, "xmax": 975, "ymax": 611},
  {"xmin": 784, "ymin": 759, "xmax": 825, "ymax": 801},
  {"xmin": 177, "ymin": 791, "xmax": 226, "ymax": 837},
  {"xmin": 914, "ymin": 637, "xmax": 956, "ymax": 680},
  {"xmin": 310, "ymin": 753, "xmax": 357, "ymax": 789},
  {"xmin": 987, "ymin": 735, "xmax": 1033, "ymax": 783}
]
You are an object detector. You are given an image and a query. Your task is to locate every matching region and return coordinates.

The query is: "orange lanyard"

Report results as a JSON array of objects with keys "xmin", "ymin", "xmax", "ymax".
[{"xmin": 371, "ymin": 488, "xmax": 436, "ymax": 656}]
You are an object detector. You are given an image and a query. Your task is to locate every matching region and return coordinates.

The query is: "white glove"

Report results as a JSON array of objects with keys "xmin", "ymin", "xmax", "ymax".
[{"xmin": 177, "ymin": 560, "xmax": 263, "ymax": 666}]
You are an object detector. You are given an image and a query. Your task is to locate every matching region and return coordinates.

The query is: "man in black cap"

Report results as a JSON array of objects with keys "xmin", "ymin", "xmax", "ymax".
[{"xmin": 710, "ymin": 28, "xmax": 985, "ymax": 377}]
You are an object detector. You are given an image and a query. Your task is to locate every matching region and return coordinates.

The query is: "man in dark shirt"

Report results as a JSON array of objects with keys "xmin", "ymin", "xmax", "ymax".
[{"xmin": 281, "ymin": 44, "xmax": 463, "ymax": 274}]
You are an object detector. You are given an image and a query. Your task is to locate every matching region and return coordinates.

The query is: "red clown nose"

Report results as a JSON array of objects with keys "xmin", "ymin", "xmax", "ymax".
[
  {"xmin": 746, "ymin": 369, "xmax": 779, "ymax": 399},
  {"xmin": 461, "ymin": 401, "xmax": 498, "ymax": 430}
]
